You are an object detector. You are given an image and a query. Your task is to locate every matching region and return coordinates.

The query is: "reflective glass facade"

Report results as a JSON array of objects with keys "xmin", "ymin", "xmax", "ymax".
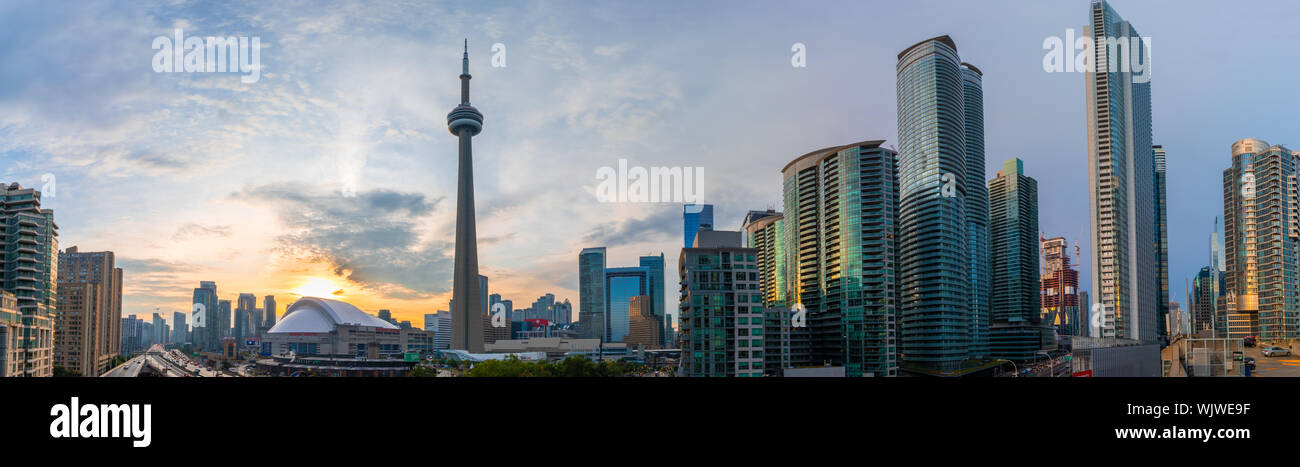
[
  {"xmin": 896, "ymin": 36, "xmax": 976, "ymax": 371},
  {"xmin": 606, "ymin": 267, "xmax": 648, "ymax": 343},
  {"xmin": 578, "ymin": 247, "xmax": 606, "ymax": 341}
]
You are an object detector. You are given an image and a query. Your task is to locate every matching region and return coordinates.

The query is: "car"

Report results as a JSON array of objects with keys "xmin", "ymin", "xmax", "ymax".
[
  {"xmin": 1244, "ymin": 336, "xmax": 1257, "ymax": 347},
  {"xmin": 1262, "ymin": 346, "xmax": 1291, "ymax": 357},
  {"xmin": 1244, "ymin": 357, "xmax": 1256, "ymax": 371}
]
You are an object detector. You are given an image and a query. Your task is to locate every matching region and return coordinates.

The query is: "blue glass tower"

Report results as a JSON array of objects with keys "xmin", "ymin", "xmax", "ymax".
[
  {"xmin": 606, "ymin": 266, "xmax": 648, "ymax": 343},
  {"xmin": 683, "ymin": 204, "xmax": 714, "ymax": 248},
  {"xmin": 638, "ymin": 254, "xmax": 666, "ymax": 346}
]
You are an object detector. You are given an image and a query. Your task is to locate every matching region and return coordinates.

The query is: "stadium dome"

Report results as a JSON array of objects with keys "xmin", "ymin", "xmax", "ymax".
[{"xmin": 268, "ymin": 297, "xmax": 399, "ymax": 333}]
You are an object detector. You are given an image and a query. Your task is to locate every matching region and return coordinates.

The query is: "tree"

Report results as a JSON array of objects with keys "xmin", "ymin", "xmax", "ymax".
[
  {"xmin": 408, "ymin": 366, "xmax": 439, "ymax": 377},
  {"xmin": 52, "ymin": 366, "xmax": 81, "ymax": 377}
]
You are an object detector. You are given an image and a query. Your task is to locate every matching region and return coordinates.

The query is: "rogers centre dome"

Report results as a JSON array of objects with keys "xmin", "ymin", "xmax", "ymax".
[{"xmin": 268, "ymin": 297, "xmax": 399, "ymax": 333}]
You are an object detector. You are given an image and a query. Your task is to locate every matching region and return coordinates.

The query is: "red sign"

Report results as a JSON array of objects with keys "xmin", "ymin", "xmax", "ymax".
[{"xmin": 1072, "ymin": 370, "xmax": 1093, "ymax": 377}]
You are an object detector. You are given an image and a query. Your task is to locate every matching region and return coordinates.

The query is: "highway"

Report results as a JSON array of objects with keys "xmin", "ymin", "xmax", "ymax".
[{"xmin": 101, "ymin": 345, "xmax": 226, "ymax": 377}]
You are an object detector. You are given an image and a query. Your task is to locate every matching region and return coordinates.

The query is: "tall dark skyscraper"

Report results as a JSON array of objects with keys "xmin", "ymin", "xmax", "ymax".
[
  {"xmin": 988, "ymin": 158, "xmax": 1049, "ymax": 362},
  {"xmin": 448, "ymin": 40, "xmax": 485, "ymax": 352}
]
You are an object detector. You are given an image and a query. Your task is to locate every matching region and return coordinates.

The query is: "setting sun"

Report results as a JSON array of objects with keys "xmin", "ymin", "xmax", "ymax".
[{"xmin": 293, "ymin": 277, "xmax": 345, "ymax": 299}]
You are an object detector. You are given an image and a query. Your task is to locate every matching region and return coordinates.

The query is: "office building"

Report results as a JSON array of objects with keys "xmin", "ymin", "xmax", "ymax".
[
  {"xmin": 988, "ymin": 158, "xmax": 1051, "ymax": 362},
  {"xmin": 683, "ymin": 204, "xmax": 714, "ymax": 249},
  {"xmin": 897, "ymin": 35, "xmax": 988, "ymax": 372},
  {"xmin": 1222, "ymin": 138, "xmax": 1299, "ymax": 341},
  {"xmin": 639, "ymin": 254, "xmax": 667, "ymax": 346},
  {"xmin": 448, "ymin": 40, "xmax": 487, "ymax": 353},
  {"xmin": 578, "ymin": 247, "xmax": 607, "ymax": 341},
  {"xmin": 625, "ymin": 295, "xmax": 662, "ymax": 349},
  {"xmin": 0, "ymin": 182, "xmax": 58, "ymax": 377},
  {"xmin": 679, "ymin": 231, "xmax": 763, "ymax": 376},
  {"xmin": 782, "ymin": 141, "xmax": 899, "ymax": 376},
  {"xmin": 424, "ymin": 311, "xmax": 452, "ymax": 349},
  {"xmin": 1085, "ymin": 0, "xmax": 1159, "ymax": 343},
  {"xmin": 606, "ymin": 267, "xmax": 648, "ymax": 343}
]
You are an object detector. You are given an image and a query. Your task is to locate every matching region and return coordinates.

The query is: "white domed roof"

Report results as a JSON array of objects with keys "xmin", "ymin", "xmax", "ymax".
[{"xmin": 268, "ymin": 297, "xmax": 399, "ymax": 333}]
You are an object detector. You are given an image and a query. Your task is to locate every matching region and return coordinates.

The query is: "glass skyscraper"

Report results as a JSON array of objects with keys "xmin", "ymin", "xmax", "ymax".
[
  {"xmin": 606, "ymin": 267, "xmax": 648, "ymax": 343},
  {"xmin": 988, "ymin": 159, "xmax": 1049, "ymax": 362},
  {"xmin": 781, "ymin": 141, "xmax": 898, "ymax": 377},
  {"xmin": 1085, "ymin": 0, "xmax": 1159, "ymax": 343},
  {"xmin": 683, "ymin": 204, "xmax": 714, "ymax": 248},
  {"xmin": 578, "ymin": 247, "xmax": 607, "ymax": 341},
  {"xmin": 896, "ymin": 35, "xmax": 983, "ymax": 372},
  {"xmin": 638, "ymin": 254, "xmax": 666, "ymax": 346},
  {"xmin": 1154, "ymin": 145, "xmax": 1169, "ymax": 343}
]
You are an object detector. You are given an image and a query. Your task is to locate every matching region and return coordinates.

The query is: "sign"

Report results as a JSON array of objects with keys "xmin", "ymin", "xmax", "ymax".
[{"xmin": 1072, "ymin": 370, "xmax": 1093, "ymax": 377}]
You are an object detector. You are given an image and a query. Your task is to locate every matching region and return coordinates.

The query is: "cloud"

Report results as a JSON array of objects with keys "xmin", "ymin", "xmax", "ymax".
[
  {"xmin": 582, "ymin": 204, "xmax": 679, "ymax": 247},
  {"xmin": 232, "ymin": 182, "xmax": 452, "ymax": 299},
  {"xmin": 172, "ymin": 223, "xmax": 233, "ymax": 241}
]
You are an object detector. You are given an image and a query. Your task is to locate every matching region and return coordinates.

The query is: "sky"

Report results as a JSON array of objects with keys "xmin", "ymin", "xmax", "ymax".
[{"xmin": 1, "ymin": 0, "xmax": 1297, "ymax": 327}]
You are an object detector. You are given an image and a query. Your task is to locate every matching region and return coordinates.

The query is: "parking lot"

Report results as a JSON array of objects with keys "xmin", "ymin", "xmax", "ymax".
[{"xmin": 1246, "ymin": 344, "xmax": 1300, "ymax": 377}]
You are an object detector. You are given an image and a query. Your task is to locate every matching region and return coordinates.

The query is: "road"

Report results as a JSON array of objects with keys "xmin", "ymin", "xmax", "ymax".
[{"xmin": 101, "ymin": 345, "xmax": 225, "ymax": 377}]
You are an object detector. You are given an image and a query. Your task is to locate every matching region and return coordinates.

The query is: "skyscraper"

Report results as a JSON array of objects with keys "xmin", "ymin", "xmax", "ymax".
[
  {"xmin": 625, "ymin": 295, "xmax": 661, "ymax": 350},
  {"xmin": 0, "ymin": 182, "xmax": 58, "ymax": 377},
  {"xmin": 171, "ymin": 311, "xmax": 187, "ymax": 345},
  {"xmin": 896, "ymin": 36, "xmax": 981, "ymax": 372},
  {"xmin": 1154, "ymin": 145, "xmax": 1170, "ymax": 344},
  {"xmin": 264, "ymin": 295, "xmax": 277, "ymax": 328},
  {"xmin": 683, "ymin": 203, "xmax": 714, "ymax": 248},
  {"xmin": 638, "ymin": 254, "xmax": 666, "ymax": 346},
  {"xmin": 781, "ymin": 141, "xmax": 898, "ymax": 376},
  {"xmin": 742, "ymin": 209, "xmax": 788, "ymax": 307},
  {"xmin": 606, "ymin": 267, "xmax": 648, "ymax": 343},
  {"xmin": 988, "ymin": 158, "xmax": 1049, "ymax": 362},
  {"xmin": 961, "ymin": 61, "xmax": 991, "ymax": 360},
  {"xmin": 54, "ymin": 246, "xmax": 122, "ymax": 376},
  {"xmin": 192, "ymin": 281, "xmax": 219, "ymax": 351},
  {"xmin": 1085, "ymin": 0, "xmax": 1158, "ymax": 343},
  {"xmin": 578, "ymin": 247, "xmax": 607, "ymax": 341},
  {"xmin": 448, "ymin": 40, "xmax": 486, "ymax": 353},
  {"xmin": 1222, "ymin": 138, "xmax": 1298, "ymax": 341}
]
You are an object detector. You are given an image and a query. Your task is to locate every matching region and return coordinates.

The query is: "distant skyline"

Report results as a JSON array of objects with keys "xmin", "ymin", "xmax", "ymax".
[{"xmin": 2, "ymin": 0, "xmax": 1298, "ymax": 326}]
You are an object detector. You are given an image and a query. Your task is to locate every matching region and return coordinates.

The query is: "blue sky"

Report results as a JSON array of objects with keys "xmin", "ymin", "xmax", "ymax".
[{"xmin": 1, "ymin": 0, "xmax": 1297, "ymax": 324}]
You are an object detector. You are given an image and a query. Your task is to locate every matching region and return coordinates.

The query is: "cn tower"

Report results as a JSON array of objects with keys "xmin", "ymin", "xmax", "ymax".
[{"xmin": 447, "ymin": 40, "xmax": 485, "ymax": 352}]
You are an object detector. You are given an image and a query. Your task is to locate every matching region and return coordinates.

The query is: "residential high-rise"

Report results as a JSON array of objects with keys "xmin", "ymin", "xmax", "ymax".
[
  {"xmin": 236, "ymin": 293, "xmax": 257, "ymax": 342},
  {"xmin": 578, "ymin": 247, "xmax": 607, "ymax": 341},
  {"xmin": 0, "ymin": 182, "xmax": 58, "ymax": 377},
  {"xmin": 638, "ymin": 254, "xmax": 666, "ymax": 346},
  {"xmin": 742, "ymin": 209, "xmax": 789, "ymax": 307},
  {"xmin": 1085, "ymin": 0, "xmax": 1158, "ymax": 343},
  {"xmin": 781, "ymin": 141, "xmax": 898, "ymax": 376},
  {"xmin": 264, "ymin": 295, "xmax": 277, "ymax": 328},
  {"xmin": 1222, "ymin": 138, "xmax": 1298, "ymax": 341},
  {"xmin": 1154, "ymin": 145, "xmax": 1170, "ymax": 344},
  {"xmin": 897, "ymin": 35, "xmax": 983, "ymax": 372},
  {"xmin": 54, "ymin": 247, "xmax": 122, "ymax": 376},
  {"xmin": 961, "ymin": 61, "xmax": 991, "ymax": 360},
  {"xmin": 606, "ymin": 267, "xmax": 648, "ymax": 343},
  {"xmin": 679, "ymin": 232, "xmax": 762, "ymax": 377},
  {"xmin": 1040, "ymin": 236, "xmax": 1080, "ymax": 336},
  {"xmin": 683, "ymin": 204, "xmax": 714, "ymax": 249},
  {"xmin": 447, "ymin": 40, "xmax": 486, "ymax": 353},
  {"xmin": 0, "ymin": 291, "xmax": 22, "ymax": 376},
  {"xmin": 988, "ymin": 158, "xmax": 1049, "ymax": 362}
]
